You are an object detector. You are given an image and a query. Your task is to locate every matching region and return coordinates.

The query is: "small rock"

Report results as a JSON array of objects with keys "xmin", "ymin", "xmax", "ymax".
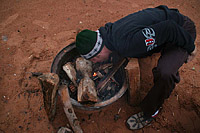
[
  {"xmin": 114, "ymin": 114, "xmax": 120, "ymax": 121},
  {"xmin": 8, "ymin": 64, "xmax": 12, "ymax": 67},
  {"xmin": 2, "ymin": 36, "xmax": 8, "ymax": 41}
]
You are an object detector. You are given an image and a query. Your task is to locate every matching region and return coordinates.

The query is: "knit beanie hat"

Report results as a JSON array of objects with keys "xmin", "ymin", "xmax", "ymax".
[{"xmin": 76, "ymin": 29, "xmax": 104, "ymax": 59}]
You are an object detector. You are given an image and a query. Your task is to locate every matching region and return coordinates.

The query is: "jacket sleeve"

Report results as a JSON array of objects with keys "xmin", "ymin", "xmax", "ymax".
[{"xmin": 118, "ymin": 20, "xmax": 195, "ymax": 57}]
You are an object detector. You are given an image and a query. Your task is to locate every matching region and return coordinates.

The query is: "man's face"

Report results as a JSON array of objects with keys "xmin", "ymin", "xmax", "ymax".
[
  {"xmin": 88, "ymin": 45, "xmax": 112, "ymax": 63},
  {"xmin": 89, "ymin": 52, "xmax": 111, "ymax": 63}
]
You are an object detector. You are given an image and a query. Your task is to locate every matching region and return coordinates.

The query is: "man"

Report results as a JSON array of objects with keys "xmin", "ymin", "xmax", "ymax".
[{"xmin": 75, "ymin": 5, "xmax": 196, "ymax": 130}]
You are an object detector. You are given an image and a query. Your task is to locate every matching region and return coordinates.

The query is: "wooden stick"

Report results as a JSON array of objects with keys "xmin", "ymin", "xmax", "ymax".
[
  {"xmin": 97, "ymin": 58, "xmax": 126, "ymax": 91},
  {"xmin": 125, "ymin": 58, "xmax": 141, "ymax": 106},
  {"xmin": 63, "ymin": 62, "xmax": 78, "ymax": 87},
  {"xmin": 77, "ymin": 75, "xmax": 98, "ymax": 102},
  {"xmin": 37, "ymin": 73, "xmax": 59, "ymax": 121},
  {"xmin": 59, "ymin": 85, "xmax": 83, "ymax": 133},
  {"xmin": 76, "ymin": 57, "xmax": 98, "ymax": 103}
]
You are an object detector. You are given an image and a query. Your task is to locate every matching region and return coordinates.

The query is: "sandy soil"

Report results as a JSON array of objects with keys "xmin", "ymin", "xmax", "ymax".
[{"xmin": 0, "ymin": 0, "xmax": 200, "ymax": 132}]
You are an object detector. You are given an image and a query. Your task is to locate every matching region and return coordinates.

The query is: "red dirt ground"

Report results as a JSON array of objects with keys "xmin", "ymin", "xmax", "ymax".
[{"xmin": 0, "ymin": 0, "xmax": 200, "ymax": 132}]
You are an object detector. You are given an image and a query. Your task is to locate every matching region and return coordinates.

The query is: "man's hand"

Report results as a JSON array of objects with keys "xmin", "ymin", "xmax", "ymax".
[{"xmin": 187, "ymin": 46, "xmax": 197, "ymax": 63}]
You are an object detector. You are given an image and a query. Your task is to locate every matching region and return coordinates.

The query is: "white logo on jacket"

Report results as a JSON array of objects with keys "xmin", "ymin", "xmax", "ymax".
[{"xmin": 142, "ymin": 28, "xmax": 157, "ymax": 51}]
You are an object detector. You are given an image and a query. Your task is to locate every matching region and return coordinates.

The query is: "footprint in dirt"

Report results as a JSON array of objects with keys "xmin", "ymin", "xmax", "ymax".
[
  {"xmin": 32, "ymin": 20, "xmax": 50, "ymax": 30},
  {"xmin": 0, "ymin": 13, "xmax": 19, "ymax": 28}
]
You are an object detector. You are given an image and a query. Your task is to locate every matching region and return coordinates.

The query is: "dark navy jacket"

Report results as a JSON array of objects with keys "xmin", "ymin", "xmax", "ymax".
[{"xmin": 99, "ymin": 5, "xmax": 195, "ymax": 58}]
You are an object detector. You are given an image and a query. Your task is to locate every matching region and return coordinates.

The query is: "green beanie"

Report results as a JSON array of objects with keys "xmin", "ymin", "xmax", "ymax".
[{"xmin": 76, "ymin": 29, "xmax": 104, "ymax": 59}]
